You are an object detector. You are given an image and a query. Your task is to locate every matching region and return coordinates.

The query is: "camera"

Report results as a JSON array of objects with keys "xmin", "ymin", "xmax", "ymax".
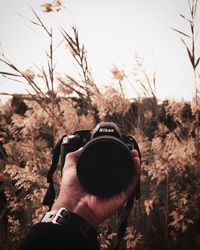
[{"xmin": 61, "ymin": 122, "xmax": 141, "ymax": 198}]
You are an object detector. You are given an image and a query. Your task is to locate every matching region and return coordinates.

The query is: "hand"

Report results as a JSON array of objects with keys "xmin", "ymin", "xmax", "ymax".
[{"xmin": 52, "ymin": 148, "xmax": 141, "ymax": 228}]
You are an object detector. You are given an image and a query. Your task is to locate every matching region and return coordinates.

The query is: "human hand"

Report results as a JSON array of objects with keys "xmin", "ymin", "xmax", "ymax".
[{"xmin": 52, "ymin": 148, "xmax": 141, "ymax": 228}]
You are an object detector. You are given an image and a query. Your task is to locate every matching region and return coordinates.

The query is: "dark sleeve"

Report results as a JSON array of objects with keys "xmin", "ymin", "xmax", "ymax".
[{"xmin": 18, "ymin": 222, "xmax": 100, "ymax": 250}]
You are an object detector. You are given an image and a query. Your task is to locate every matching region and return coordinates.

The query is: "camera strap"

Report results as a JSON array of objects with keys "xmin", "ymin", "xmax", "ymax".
[
  {"xmin": 42, "ymin": 136, "xmax": 66, "ymax": 210},
  {"xmin": 112, "ymin": 136, "xmax": 141, "ymax": 249},
  {"xmin": 113, "ymin": 192, "xmax": 135, "ymax": 250}
]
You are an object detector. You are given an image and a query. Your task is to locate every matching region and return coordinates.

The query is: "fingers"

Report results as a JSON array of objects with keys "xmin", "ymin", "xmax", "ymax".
[
  {"xmin": 63, "ymin": 148, "xmax": 141, "ymax": 201},
  {"xmin": 124, "ymin": 149, "xmax": 141, "ymax": 198},
  {"xmin": 131, "ymin": 149, "xmax": 139, "ymax": 157},
  {"xmin": 131, "ymin": 149, "xmax": 141, "ymax": 176}
]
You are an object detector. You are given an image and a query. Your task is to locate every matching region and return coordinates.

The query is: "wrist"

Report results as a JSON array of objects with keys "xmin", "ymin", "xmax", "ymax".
[
  {"xmin": 52, "ymin": 197, "xmax": 98, "ymax": 228},
  {"xmin": 41, "ymin": 207, "xmax": 97, "ymax": 242}
]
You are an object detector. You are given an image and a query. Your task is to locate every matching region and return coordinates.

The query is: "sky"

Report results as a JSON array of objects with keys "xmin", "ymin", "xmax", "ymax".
[{"xmin": 0, "ymin": 0, "xmax": 199, "ymax": 103}]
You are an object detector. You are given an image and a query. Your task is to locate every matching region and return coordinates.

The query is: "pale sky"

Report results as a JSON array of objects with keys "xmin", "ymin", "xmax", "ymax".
[{"xmin": 0, "ymin": 0, "xmax": 199, "ymax": 103}]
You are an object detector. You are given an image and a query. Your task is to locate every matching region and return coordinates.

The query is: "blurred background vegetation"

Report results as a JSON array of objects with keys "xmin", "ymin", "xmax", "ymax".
[{"xmin": 0, "ymin": 0, "xmax": 200, "ymax": 249}]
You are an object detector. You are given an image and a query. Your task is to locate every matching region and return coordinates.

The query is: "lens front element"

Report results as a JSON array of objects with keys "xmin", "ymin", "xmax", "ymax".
[{"xmin": 77, "ymin": 136, "xmax": 133, "ymax": 197}]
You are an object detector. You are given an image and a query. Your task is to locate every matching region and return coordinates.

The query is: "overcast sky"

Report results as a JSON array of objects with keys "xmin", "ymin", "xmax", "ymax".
[{"xmin": 0, "ymin": 0, "xmax": 199, "ymax": 102}]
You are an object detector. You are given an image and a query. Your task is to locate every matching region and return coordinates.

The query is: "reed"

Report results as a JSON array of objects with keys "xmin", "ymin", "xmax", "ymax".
[{"xmin": 172, "ymin": 0, "xmax": 200, "ymax": 168}]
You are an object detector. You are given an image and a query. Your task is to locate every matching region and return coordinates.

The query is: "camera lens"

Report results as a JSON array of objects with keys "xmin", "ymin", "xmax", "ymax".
[{"xmin": 77, "ymin": 136, "xmax": 133, "ymax": 197}]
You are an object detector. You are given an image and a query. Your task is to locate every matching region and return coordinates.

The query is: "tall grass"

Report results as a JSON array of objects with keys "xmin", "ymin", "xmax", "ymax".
[{"xmin": 172, "ymin": 0, "xmax": 200, "ymax": 160}]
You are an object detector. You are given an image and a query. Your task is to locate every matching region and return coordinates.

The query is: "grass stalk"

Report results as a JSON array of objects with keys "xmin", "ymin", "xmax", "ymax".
[{"xmin": 172, "ymin": 0, "xmax": 200, "ymax": 167}]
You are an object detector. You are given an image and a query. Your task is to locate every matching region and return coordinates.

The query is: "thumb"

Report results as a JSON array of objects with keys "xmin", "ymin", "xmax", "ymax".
[{"xmin": 64, "ymin": 147, "xmax": 82, "ymax": 168}]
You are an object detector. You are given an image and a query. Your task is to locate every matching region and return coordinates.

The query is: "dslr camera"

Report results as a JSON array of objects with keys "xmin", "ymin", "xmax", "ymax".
[{"xmin": 61, "ymin": 122, "xmax": 140, "ymax": 198}]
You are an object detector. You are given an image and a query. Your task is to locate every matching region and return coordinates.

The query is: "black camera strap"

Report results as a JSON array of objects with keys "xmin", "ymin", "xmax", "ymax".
[
  {"xmin": 113, "ymin": 192, "xmax": 135, "ymax": 250},
  {"xmin": 111, "ymin": 137, "xmax": 141, "ymax": 249},
  {"xmin": 42, "ymin": 136, "xmax": 66, "ymax": 210}
]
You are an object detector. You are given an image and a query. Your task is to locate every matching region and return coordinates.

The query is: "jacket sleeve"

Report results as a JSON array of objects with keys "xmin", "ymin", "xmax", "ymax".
[{"xmin": 18, "ymin": 222, "xmax": 100, "ymax": 250}]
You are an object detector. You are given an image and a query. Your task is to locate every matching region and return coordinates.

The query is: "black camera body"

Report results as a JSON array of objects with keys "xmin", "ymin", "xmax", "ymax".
[{"xmin": 61, "ymin": 122, "xmax": 141, "ymax": 198}]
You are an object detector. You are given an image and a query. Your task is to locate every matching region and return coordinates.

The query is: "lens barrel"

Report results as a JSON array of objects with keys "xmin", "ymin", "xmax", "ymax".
[{"xmin": 77, "ymin": 136, "xmax": 133, "ymax": 197}]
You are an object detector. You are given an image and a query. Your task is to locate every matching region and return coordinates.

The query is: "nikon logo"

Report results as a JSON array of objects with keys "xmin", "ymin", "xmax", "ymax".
[{"xmin": 99, "ymin": 128, "xmax": 115, "ymax": 133}]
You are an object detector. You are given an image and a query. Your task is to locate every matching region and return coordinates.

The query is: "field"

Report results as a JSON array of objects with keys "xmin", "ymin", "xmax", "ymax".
[{"xmin": 1, "ymin": 82, "xmax": 200, "ymax": 250}]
